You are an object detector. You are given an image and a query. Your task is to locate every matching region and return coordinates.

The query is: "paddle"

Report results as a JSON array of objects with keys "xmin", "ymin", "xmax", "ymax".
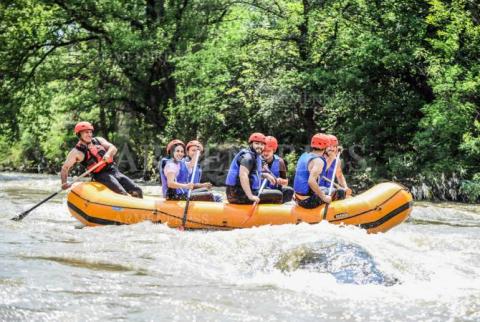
[
  {"xmin": 322, "ymin": 147, "xmax": 343, "ymax": 220},
  {"xmin": 263, "ymin": 165, "xmax": 286, "ymax": 187},
  {"xmin": 321, "ymin": 176, "xmax": 343, "ymax": 190},
  {"xmin": 180, "ymin": 149, "xmax": 201, "ymax": 229},
  {"xmin": 11, "ymin": 161, "xmax": 106, "ymax": 221},
  {"xmin": 242, "ymin": 178, "xmax": 268, "ymax": 225}
]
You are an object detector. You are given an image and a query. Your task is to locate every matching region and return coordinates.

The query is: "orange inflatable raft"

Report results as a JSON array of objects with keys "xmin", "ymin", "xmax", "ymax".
[{"xmin": 67, "ymin": 182, "xmax": 412, "ymax": 233}]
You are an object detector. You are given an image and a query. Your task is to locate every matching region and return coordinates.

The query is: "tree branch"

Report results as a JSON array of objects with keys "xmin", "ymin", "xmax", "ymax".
[
  {"xmin": 26, "ymin": 36, "xmax": 99, "ymax": 82},
  {"xmin": 231, "ymin": 0, "xmax": 285, "ymax": 18},
  {"xmin": 249, "ymin": 32, "xmax": 299, "ymax": 43},
  {"xmin": 50, "ymin": 0, "xmax": 112, "ymax": 43}
]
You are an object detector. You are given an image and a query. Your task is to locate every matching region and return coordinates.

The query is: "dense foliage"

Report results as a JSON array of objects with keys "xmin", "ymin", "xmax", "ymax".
[{"xmin": 1, "ymin": 0, "xmax": 480, "ymax": 199}]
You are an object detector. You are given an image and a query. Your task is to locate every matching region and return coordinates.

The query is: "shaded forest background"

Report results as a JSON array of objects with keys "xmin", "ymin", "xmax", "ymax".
[{"xmin": 1, "ymin": 0, "xmax": 480, "ymax": 201}]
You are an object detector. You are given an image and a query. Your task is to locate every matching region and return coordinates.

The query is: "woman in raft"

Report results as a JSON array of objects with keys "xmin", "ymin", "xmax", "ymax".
[
  {"xmin": 159, "ymin": 139, "xmax": 214, "ymax": 201},
  {"xmin": 184, "ymin": 140, "xmax": 223, "ymax": 202}
]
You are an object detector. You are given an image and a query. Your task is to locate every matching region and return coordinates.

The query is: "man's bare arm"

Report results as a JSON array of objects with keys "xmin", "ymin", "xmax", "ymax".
[
  {"xmin": 96, "ymin": 137, "xmax": 117, "ymax": 159},
  {"xmin": 239, "ymin": 165, "xmax": 255, "ymax": 200},
  {"xmin": 60, "ymin": 149, "xmax": 83, "ymax": 188},
  {"xmin": 308, "ymin": 159, "xmax": 331, "ymax": 203}
]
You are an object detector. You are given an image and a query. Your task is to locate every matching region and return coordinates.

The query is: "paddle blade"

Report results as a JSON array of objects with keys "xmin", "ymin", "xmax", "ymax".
[
  {"xmin": 11, "ymin": 211, "xmax": 28, "ymax": 221},
  {"xmin": 241, "ymin": 202, "xmax": 259, "ymax": 225},
  {"xmin": 10, "ymin": 191, "xmax": 60, "ymax": 222}
]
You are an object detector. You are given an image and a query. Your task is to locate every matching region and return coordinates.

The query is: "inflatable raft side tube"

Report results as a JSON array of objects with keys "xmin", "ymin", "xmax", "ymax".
[
  {"xmin": 68, "ymin": 190, "xmax": 242, "ymax": 229},
  {"xmin": 359, "ymin": 201, "xmax": 412, "ymax": 230}
]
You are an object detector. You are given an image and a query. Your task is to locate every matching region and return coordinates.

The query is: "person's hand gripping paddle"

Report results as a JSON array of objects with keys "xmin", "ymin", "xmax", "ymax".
[{"xmin": 242, "ymin": 178, "xmax": 268, "ymax": 225}]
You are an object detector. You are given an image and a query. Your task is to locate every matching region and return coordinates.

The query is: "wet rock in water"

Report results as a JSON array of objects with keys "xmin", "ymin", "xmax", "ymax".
[
  {"xmin": 275, "ymin": 242, "xmax": 399, "ymax": 286},
  {"xmin": 275, "ymin": 246, "xmax": 328, "ymax": 272}
]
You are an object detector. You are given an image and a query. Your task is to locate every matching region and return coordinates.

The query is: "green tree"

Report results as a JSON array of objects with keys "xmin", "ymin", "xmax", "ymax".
[{"xmin": 415, "ymin": 0, "xmax": 480, "ymax": 176}]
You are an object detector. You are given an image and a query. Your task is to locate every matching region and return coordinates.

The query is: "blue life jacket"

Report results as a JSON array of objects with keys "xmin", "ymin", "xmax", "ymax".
[
  {"xmin": 266, "ymin": 154, "xmax": 281, "ymax": 189},
  {"xmin": 319, "ymin": 158, "xmax": 337, "ymax": 188},
  {"xmin": 184, "ymin": 157, "xmax": 203, "ymax": 184},
  {"xmin": 189, "ymin": 164, "xmax": 202, "ymax": 184},
  {"xmin": 159, "ymin": 157, "xmax": 190, "ymax": 198},
  {"xmin": 225, "ymin": 148, "xmax": 262, "ymax": 190},
  {"xmin": 293, "ymin": 152, "xmax": 327, "ymax": 195}
]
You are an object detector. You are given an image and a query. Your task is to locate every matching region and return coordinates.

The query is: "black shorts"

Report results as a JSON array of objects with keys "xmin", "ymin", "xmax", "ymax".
[
  {"xmin": 226, "ymin": 185, "xmax": 283, "ymax": 204},
  {"xmin": 294, "ymin": 193, "xmax": 324, "ymax": 209},
  {"xmin": 279, "ymin": 185, "xmax": 294, "ymax": 203},
  {"xmin": 166, "ymin": 188, "xmax": 215, "ymax": 201},
  {"xmin": 92, "ymin": 166, "xmax": 143, "ymax": 198}
]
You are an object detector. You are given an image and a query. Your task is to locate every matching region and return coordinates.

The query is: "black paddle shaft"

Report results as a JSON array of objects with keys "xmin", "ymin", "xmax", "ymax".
[
  {"xmin": 11, "ymin": 191, "xmax": 60, "ymax": 221},
  {"xmin": 181, "ymin": 198, "xmax": 191, "ymax": 227},
  {"xmin": 180, "ymin": 150, "xmax": 201, "ymax": 229},
  {"xmin": 10, "ymin": 161, "xmax": 106, "ymax": 222},
  {"xmin": 322, "ymin": 203, "xmax": 329, "ymax": 220}
]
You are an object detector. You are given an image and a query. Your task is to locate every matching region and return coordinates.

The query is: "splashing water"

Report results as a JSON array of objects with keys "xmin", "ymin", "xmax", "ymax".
[
  {"xmin": 275, "ymin": 242, "xmax": 398, "ymax": 285},
  {"xmin": 1, "ymin": 172, "xmax": 479, "ymax": 321}
]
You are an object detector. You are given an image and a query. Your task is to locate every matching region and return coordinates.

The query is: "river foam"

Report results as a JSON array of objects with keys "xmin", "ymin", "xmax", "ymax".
[{"xmin": 1, "ymin": 173, "xmax": 479, "ymax": 321}]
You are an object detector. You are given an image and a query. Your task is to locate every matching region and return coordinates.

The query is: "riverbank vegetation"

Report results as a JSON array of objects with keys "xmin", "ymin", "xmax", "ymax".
[{"xmin": 1, "ymin": 0, "xmax": 480, "ymax": 201}]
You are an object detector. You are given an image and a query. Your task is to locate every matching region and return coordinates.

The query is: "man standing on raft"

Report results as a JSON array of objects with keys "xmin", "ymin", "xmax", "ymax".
[
  {"xmin": 225, "ymin": 133, "xmax": 283, "ymax": 204},
  {"xmin": 293, "ymin": 133, "xmax": 332, "ymax": 208},
  {"xmin": 61, "ymin": 122, "xmax": 143, "ymax": 198}
]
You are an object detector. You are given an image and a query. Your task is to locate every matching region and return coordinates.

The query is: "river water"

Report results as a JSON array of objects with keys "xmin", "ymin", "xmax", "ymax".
[{"xmin": 1, "ymin": 172, "xmax": 479, "ymax": 321}]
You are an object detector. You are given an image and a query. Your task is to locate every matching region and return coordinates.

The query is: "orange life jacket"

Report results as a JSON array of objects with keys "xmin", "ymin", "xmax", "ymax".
[{"xmin": 75, "ymin": 138, "xmax": 109, "ymax": 173}]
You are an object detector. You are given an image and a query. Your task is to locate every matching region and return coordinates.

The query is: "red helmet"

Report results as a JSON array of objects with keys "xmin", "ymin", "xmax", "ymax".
[
  {"xmin": 166, "ymin": 139, "xmax": 185, "ymax": 155},
  {"xmin": 248, "ymin": 132, "xmax": 266, "ymax": 144},
  {"xmin": 186, "ymin": 140, "xmax": 204, "ymax": 152},
  {"xmin": 327, "ymin": 134, "xmax": 339, "ymax": 147},
  {"xmin": 74, "ymin": 121, "xmax": 94, "ymax": 135},
  {"xmin": 311, "ymin": 133, "xmax": 330, "ymax": 149},
  {"xmin": 264, "ymin": 136, "xmax": 278, "ymax": 152}
]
